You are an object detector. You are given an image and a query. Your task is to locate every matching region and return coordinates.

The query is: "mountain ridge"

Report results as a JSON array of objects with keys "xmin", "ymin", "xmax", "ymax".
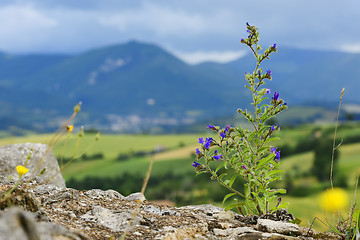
[{"xmin": 0, "ymin": 41, "xmax": 359, "ymax": 132}]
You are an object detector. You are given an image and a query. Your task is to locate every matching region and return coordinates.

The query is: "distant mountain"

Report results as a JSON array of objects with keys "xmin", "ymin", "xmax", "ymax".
[{"xmin": 0, "ymin": 41, "xmax": 359, "ymax": 132}]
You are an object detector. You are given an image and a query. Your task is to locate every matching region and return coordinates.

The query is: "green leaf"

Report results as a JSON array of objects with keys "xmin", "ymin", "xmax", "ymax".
[
  {"xmin": 255, "ymin": 154, "xmax": 274, "ymax": 171},
  {"xmin": 265, "ymin": 169, "xmax": 285, "ymax": 178},
  {"xmin": 222, "ymin": 193, "xmax": 237, "ymax": 204},
  {"xmin": 265, "ymin": 137, "xmax": 280, "ymax": 144},
  {"xmin": 215, "ymin": 165, "xmax": 223, "ymax": 174},
  {"xmin": 290, "ymin": 218, "xmax": 302, "ymax": 225},
  {"xmin": 196, "ymin": 171, "xmax": 208, "ymax": 176},
  {"xmin": 228, "ymin": 175, "xmax": 237, "ymax": 188},
  {"xmin": 224, "ymin": 202, "xmax": 243, "ymax": 211},
  {"xmin": 219, "ymin": 173, "xmax": 227, "ymax": 181}
]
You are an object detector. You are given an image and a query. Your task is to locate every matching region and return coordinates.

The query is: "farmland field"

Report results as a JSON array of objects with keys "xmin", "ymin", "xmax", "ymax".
[{"xmin": 1, "ymin": 123, "xmax": 360, "ymax": 232}]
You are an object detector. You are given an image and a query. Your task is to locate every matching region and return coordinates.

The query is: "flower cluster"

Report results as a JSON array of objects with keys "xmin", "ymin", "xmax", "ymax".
[{"xmin": 193, "ymin": 23, "xmax": 288, "ymax": 215}]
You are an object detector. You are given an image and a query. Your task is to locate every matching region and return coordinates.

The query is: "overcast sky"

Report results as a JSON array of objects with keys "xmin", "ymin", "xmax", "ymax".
[{"xmin": 0, "ymin": 0, "xmax": 359, "ymax": 64}]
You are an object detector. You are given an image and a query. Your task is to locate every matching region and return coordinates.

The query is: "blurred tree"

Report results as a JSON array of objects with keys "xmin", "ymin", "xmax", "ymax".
[{"xmin": 312, "ymin": 138, "xmax": 339, "ymax": 182}]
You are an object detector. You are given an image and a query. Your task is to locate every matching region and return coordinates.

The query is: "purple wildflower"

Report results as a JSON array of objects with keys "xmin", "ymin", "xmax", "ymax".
[
  {"xmin": 267, "ymin": 70, "xmax": 272, "ymax": 75},
  {"xmin": 208, "ymin": 124, "xmax": 215, "ymax": 129},
  {"xmin": 213, "ymin": 155, "xmax": 223, "ymax": 161},
  {"xmin": 266, "ymin": 89, "xmax": 271, "ymax": 94},
  {"xmin": 241, "ymin": 165, "xmax": 248, "ymax": 170},
  {"xmin": 273, "ymin": 43, "xmax": 277, "ymax": 49},
  {"xmin": 220, "ymin": 132, "xmax": 226, "ymax": 139},
  {"xmin": 270, "ymin": 147, "xmax": 281, "ymax": 162},
  {"xmin": 270, "ymin": 124, "xmax": 277, "ymax": 131},
  {"xmin": 272, "ymin": 92, "xmax": 280, "ymax": 101},
  {"xmin": 195, "ymin": 148, "xmax": 201, "ymax": 155},
  {"xmin": 192, "ymin": 161, "xmax": 201, "ymax": 168},
  {"xmin": 204, "ymin": 137, "xmax": 213, "ymax": 149},
  {"xmin": 275, "ymin": 151, "xmax": 280, "ymax": 162},
  {"xmin": 198, "ymin": 137, "xmax": 204, "ymax": 144}
]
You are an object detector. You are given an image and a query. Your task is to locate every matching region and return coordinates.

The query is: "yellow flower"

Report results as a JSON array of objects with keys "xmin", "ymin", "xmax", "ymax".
[
  {"xmin": 320, "ymin": 188, "xmax": 348, "ymax": 212},
  {"xmin": 67, "ymin": 124, "xmax": 74, "ymax": 133},
  {"xmin": 16, "ymin": 165, "xmax": 29, "ymax": 177}
]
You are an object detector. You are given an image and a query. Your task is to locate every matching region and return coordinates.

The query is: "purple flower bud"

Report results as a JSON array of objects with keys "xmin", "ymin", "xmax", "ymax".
[
  {"xmin": 273, "ymin": 43, "xmax": 277, "ymax": 49},
  {"xmin": 213, "ymin": 155, "xmax": 223, "ymax": 161},
  {"xmin": 225, "ymin": 125, "xmax": 231, "ymax": 132},
  {"xmin": 246, "ymin": 22, "xmax": 250, "ymax": 26},
  {"xmin": 192, "ymin": 161, "xmax": 201, "ymax": 168},
  {"xmin": 208, "ymin": 124, "xmax": 215, "ymax": 129},
  {"xmin": 195, "ymin": 148, "xmax": 201, "ymax": 155},
  {"xmin": 266, "ymin": 89, "xmax": 271, "ymax": 94},
  {"xmin": 275, "ymin": 151, "xmax": 280, "ymax": 162},
  {"xmin": 241, "ymin": 165, "xmax": 248, "ymax": 170},
  {"xmin": 272, "ymin": 92, "xmax": 280, "ymax": 101},
  {"xmin": 267, "ymin": 70, "xmax": 272, "ymax": 75},
  {"xmin": 270, "ymin": 124, "xmax": 277, "ymax": 131}
]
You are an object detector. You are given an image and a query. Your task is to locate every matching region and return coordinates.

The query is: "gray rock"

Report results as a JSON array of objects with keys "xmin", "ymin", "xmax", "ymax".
[
  {"xmin": 0, "ymin": 207, "xmax": 90, "ymax": 240},
  {"xmin": 257, "ymin": 218, "xmax": 301, "ymax": 235},
  {"xmin": 80, "ymin": 205, "xmax": 143, "ymax": 232},
  {"xmin": 125, "ymin": 192, "xmax": 146, "ymax": 202},
  {"xmin": 84, "ymin": 188, "xmax": 125, "ymax": 200},
  {"xmin": 179, "ymin": 204, "xmax": 223, "ymax": 214},
  {"xmin": 0, "ymin": 143, "xmax": 65, "ymax": 188}
]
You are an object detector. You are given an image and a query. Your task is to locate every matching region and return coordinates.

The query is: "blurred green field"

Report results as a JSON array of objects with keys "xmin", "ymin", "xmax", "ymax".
[{"xmin": 1, "ymin": 123, "xmax": 360, "ymax": 233}]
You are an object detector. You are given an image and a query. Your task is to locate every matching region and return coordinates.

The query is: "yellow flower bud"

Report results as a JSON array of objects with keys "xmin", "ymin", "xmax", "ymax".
[
  {"xmin": 320, "ymin": 188, "xmax": 348, "ymax": 212},
  {"xmin": 16, "ymin": 165, "xmax": 29, "ymax": 177},
  {"xmin": 74, "ymin": 102, "xmax": 82, "ymax": 113}
]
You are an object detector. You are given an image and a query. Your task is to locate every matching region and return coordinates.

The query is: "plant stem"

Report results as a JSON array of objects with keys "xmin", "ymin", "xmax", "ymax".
[{"xmin": 330, "ymin": 88, "xmax": 345, "ymax": 189}]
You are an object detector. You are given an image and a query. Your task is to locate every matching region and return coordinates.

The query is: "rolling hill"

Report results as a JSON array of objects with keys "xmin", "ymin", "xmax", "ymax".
[{"xmin": 0, "ymin": 41, "xmax": 360, "ymax": 132}]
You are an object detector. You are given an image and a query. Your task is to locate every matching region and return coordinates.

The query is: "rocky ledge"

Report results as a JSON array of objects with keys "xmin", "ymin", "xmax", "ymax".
[{"xmin": 0, "ymin": 143, "xmax": 342, "ymax": 239}]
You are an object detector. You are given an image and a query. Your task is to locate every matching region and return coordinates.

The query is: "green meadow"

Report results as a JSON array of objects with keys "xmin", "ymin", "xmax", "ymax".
[{"xmin": 1, "ymin": 123, "xmax": 360, "ymax": 232}]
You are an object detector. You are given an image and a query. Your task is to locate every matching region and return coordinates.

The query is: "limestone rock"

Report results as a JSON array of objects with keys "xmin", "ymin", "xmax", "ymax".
[
  {"xmin": 0, "ymin": 143, "xmax": 65, "ymax": 188},
  {"xmin": 80, "ymin": 205, "xmax": 143, "ymax": 232},
  {"xmin": 125, "ymin": 192, "xmax": 146, "ymax": 202},
  {"xmin": 0, "ymin": 183, "xmax": 343, "ymax": 239},
  {"xmin": 0, "ymin": 207, "xmax": 89, "ymax": 240},
  {"xmin": 256, "ymin": 218, "xmax": 301, "ymax": 235}
]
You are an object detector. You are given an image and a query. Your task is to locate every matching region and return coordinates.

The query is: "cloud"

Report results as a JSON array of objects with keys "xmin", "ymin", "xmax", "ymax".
[
  {"xmin": 0, "ymin": 0, "xmax": 359, "ymax": 61},
  {"xmin": 0, "ymin": 4, "xmax": 57, "ymax": 51},
  {"xmin": 340, "ymin": 43, "xmax": 360, "ymax": 53},
  {"xmin": 98, "ymin": 3, "xmax": 207, "ymax": 36},
  {"xmin": 172, "ymin": 50, "xmax": 248, "ymax": 65}
]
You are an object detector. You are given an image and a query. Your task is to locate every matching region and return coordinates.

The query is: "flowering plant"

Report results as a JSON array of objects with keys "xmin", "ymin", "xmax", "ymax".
[{"xmin": 193, "ymin": 23, "xmax": 288, "ymax": 215}]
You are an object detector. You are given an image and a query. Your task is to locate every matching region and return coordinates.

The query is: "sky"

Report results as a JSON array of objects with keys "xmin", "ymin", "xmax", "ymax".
[{"xmin": 0, "ymin": 0, "xmax": 359, "ymax": 64}]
